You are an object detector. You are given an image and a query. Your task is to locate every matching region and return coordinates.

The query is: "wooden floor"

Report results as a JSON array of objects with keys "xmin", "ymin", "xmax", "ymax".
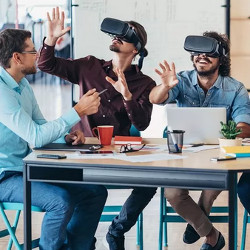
[
  {"xmin": 0, "ymin": 189, "xmax": 250, "ymax": 249},
  {"xmin": 1, "ymin": 78, "xmax": 250, "ymax": 249}
]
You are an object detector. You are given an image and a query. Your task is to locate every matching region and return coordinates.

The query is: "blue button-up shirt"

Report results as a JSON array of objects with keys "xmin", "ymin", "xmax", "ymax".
[
  {"xmin": 164, "ymin": 70, "xmax": 250, "ymax": 124},
  {"xmin": 0, "ymin": 67, "xmax": 80, "ymax": 173}
]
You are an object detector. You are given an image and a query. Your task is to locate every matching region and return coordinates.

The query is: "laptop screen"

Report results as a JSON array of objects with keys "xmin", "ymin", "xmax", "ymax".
[{"xmin": 166, "ymin": 107, "xmax": 226, "ymax": 144}]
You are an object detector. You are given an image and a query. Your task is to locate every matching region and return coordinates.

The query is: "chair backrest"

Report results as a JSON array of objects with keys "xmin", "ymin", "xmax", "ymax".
[
  {"xmin": 163, "ymin": 126, "xmax": 168, "ymax": 138},
  {"xmin": 130, "ymin": 124, "xmax": 141, "ymax": 136}
]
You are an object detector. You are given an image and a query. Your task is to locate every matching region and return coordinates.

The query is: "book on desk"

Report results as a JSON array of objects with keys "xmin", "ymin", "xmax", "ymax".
[
  {"xmin": 222, "ymin": 146, "xmax": 250, "ymax": 158},
  {"xmin": 114, "ymin": 136, "xmax": 142, "ymax": 145}
]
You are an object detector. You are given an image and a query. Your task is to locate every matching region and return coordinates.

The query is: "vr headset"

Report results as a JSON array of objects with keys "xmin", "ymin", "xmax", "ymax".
[
  {"xmin": 184, "ymin": 35, "xmax": 226, "ymax": 58},
  {"xmin": 100, "ymin": 17, "xmax": 142, "ymax": 52}
]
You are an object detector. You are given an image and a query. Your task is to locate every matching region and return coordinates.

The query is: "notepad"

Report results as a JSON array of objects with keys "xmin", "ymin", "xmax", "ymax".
[
  {"xmin": 221, "ymin": 146, "xmax": 250, "ymax": 154},
  {"xmin": 227, "ymin": 153, "xmax": 250, "ymax": 158},
  {"xmin": 114, "ymin": 136, "xmax": 142, "ymax": 145}
]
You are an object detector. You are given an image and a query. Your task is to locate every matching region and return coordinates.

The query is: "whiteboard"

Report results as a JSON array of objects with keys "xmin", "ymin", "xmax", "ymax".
[{"xmin": 71, "ymin": 0, "xmax": 226, "ymax": 137}]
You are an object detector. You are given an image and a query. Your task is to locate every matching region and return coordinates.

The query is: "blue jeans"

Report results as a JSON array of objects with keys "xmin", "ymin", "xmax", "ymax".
[
  {"xmin": 238, "ymin": 173, "xmax": 250, "ymax": 213},
  {"xmin": 108, "ymin": 187, "xmax": 157, "ymax": 237},
  {"xmin": 0, "ymin": 172, "xmax": 107, "ymax": 250}
]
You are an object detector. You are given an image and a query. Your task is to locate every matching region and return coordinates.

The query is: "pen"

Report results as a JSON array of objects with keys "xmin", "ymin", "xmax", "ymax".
[
  {"xmin": 98, "ymin": 89, "xmax": 108, "ymax": 95},
  {"xmin": 168, "ymin": 126, "xmax": 179, "ymax": 152},
  {"xmin": 191, "ymin": 143, "xmax": 204, "ymax": 147}
]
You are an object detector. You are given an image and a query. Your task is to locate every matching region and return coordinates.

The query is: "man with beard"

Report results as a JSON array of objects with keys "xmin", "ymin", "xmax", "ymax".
[
  {"xmin": 0, "ymin": 28, "xmax": 107, "ymax": 250},
  {"xmin": 150, "ymin": 31, "xmax": 250, "ymax": 250},
  {"xmin": 38, "ymin": 7, "xmax": 157, "ymax": 250}
]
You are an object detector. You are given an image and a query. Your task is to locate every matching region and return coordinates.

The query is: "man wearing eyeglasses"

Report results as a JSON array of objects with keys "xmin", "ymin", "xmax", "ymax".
[
  {"xmin": 37, "ymin": 7, "xmax": 157, "ymax": 250},
  {"xmin": 0, "ymin": 28, "xmax": 108, "ymax": 250},
  {"xmin": 150, "ymin": 32, "xmax": 250, "ymax": 250}
]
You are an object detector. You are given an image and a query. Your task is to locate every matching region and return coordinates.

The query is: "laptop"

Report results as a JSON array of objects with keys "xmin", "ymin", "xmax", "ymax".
[{"xmin": 166, "ymin": 107, "xmax": 226, "ymax": 144}]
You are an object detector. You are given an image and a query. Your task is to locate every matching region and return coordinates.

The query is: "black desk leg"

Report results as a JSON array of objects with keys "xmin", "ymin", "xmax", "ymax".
[
  {"xmin": 228, "ymin": 172, "xmax": 237, "ymax": 250},
  {"xmin": 24, "ymin": 163, "xmax": 31, "ymax": 250}
]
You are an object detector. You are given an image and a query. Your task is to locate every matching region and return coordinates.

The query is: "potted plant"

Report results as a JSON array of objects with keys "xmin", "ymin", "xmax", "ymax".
[{"xmin": 219, "ymin": 120, "xmax": 242, "ymax": 147}]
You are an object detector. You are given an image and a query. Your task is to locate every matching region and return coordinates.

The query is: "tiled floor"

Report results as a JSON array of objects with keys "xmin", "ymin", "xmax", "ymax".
[{"xmin": 0, "ymin": 79, "xmax": 250, "ymax": 249}]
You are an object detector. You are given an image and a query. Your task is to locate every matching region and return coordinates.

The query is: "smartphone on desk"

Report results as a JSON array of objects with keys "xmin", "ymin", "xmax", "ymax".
[
  {"xmin": 211, "ymin": 155, "xmax": 236, "ymax": 161},
  {"xmin": 37, "ymin": 154, "xmax": 67, "ymax": 159},
  {"xmin": 80, "ymin": 151, "xmax": 113, "ymax": 154}
]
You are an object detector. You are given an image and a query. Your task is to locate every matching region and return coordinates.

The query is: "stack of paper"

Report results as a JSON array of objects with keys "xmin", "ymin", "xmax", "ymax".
[{"xmin": 114, "ymin": 136, "xmax": 142, "ymax": 145}]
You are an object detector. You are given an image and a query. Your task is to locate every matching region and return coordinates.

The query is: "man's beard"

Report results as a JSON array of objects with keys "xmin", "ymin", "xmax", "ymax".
[
  {"xmin": 109, "ymin": 45, "xmax": 120, "ymax": 53},
  {"xmin": 193, "ymin": 62, "xmax": 219, "ymax": 77},
  {"xmin": 21, "ymin": 66, "xmax": 37, "ymax": 75}
]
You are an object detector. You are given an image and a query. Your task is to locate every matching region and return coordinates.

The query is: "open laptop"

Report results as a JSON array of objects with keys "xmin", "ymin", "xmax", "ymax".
[{"xmin": 166, "ymin": 107, "xmax": 226, "ymax": 144}]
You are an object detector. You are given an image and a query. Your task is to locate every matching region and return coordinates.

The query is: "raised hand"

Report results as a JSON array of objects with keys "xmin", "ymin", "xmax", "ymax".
[
  {"xmin": 155, "ymin": 60, "xmax": 178, "ymax": 90},
  {"xmin": 45, "ymin": 6, "xmax": 71, "ymax": 46},
  {"xmin": 74, "ymin": 89, "xmax": 101, "ymax": 117},
  {"xmin": 106, "ymin": 69, "xmax": 132, "ymax": 101}
]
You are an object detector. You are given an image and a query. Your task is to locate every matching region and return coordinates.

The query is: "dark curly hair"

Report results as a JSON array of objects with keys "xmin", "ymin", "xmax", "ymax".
[
  {"xmin": 191, "ymin": 31, "xmax": 231, "ymax": 76},
  {"xmin": 0, "ymin": 29, "xmax": 31, "ymax": 68}
]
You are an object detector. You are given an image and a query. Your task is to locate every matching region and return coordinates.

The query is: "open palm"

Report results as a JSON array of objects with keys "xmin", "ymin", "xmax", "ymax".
[
  {"xmin": 47, "ymin": 7, "xmax": 70, "ymax": 39},
  {"xmin": 155, "ymin": 60, "xmax": 178, "ymax": 89},
  {"xmin": 106, "ymin": 69, "xmax": 132, "ymax": 99}
]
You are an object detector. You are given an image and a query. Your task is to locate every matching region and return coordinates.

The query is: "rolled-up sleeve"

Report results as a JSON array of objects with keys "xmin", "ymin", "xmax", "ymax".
[
  {"xmin": 0, "ymin": 86, "xmax": 80, "ymax": 148},
  {"xmin": 231, "ymin": 85, "xmax": 250, "ymax": 124}
]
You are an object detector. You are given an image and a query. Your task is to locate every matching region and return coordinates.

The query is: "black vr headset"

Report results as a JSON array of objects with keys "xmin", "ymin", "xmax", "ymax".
[
  {"xmin": 184, "ymin": 35, "xmax": 226, "ymax": 58},
  {"xmin": 100, "ymin": 17, "xmax": 142, "ymax": 52}
]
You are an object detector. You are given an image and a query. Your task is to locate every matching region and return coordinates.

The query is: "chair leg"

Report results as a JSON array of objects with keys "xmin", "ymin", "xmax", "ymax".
[
  {"xmin": 162, "ymin": 192, "xmax": 168, "ymax": 247},
  {"xmin": 158, "ymin": 188, "xmax": 164, "ymax": 250},
  {"xmin": 136, "ymin": 214, "xmax": 140, "ymax": 246},
  {"xmin": 7, "ymin": 210, "xmax": 21, "ymax": 250},
  {"xmin": 0, "ymin": 205, "xmax": 22, "ymax": 250},
  {"xmin": 136, "ymin": 213, "xmax": 143, "ymax": 247},
  {"xmin": 136, "ymin": 212, "xmax": 143, "ymax": 250},
  {"xmin": 241, "ymin": 209, "xmax": 248, "ymax": 250}
]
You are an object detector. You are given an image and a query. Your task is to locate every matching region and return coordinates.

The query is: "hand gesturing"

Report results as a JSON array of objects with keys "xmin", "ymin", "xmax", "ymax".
[
  {"xmin": 155, "ymin": 60, "xmax": 178, "ymax": 89},
  {"xmin": 106, "ymin": 69, "xmax": 132, "ymax": 101},
  {"xmin": 46, "ymin": 6, "xmax": 71, "ymax": 45}
]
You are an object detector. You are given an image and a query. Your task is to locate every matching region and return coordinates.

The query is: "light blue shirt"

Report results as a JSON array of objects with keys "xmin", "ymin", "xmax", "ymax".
[
  {"xmin": 0, "ymin": 67, "xmax": 80, "ymax": 173},
  {"xmin": 163, "ymin": 70, "xmax": 250, "ymax": 124}
]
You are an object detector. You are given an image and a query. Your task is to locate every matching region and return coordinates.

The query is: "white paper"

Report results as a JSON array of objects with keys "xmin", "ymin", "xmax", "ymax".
[
  {"xmin": 182, "ymin": 145, "xmax": 219, "ymax": 153},
  {"xmin": 115, "ymin": 153, "xmax": 186, "ymax": 162},
  {"xmin": 66, "ymin": 152, "xmax": 115, "ymax": 159},
  {"xmin": 65, "ymin": 151, "xmax": 186, "ymax": 162}
]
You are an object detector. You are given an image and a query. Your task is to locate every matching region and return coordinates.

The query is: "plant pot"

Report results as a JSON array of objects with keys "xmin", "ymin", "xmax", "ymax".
[{"xmin": 218, "ymin": 138, "xmax": 242, "ymax": 148}]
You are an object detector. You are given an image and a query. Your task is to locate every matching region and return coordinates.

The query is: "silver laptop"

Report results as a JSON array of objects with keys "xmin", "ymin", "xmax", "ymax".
[{"xmin": 166, "ymin": 107, "xmax": 226, "ymax": 144}]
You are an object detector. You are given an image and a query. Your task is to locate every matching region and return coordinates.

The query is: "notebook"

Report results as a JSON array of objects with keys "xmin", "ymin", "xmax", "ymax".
[
  {"xmin": 166, "ymin": 107, "xmax": 226, "ymax": 144},
  {"xmin": 114, "ymin": 136, "xmax": 142, "ymax": 145}
]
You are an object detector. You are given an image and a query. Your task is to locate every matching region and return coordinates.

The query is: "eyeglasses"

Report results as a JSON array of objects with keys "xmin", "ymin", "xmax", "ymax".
[
  {"xmin": 120, "ymin": 144, "xmax": 145, "ymax": 153},
  {"xmin": 21, "ymin": 50, "xmax": 37, "ymax": 55}
]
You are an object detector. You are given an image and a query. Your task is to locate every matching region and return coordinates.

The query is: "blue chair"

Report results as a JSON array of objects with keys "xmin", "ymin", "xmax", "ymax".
[
  {"xmin": 100, "ymin": 124, "xmax": 143, "ymax": 249},
  {"xmin": 129, "ymin": 124, "xmax": 141, "ymax": 137},
  {"xmin": 159, "ymin": 125, "xmax": 234, "ymax": 249},
  {"xmin": 0, "ymin": 202, "xmax": 44, "ymax": 249},
  {"xmin": 241, "ymin": 209, "xmax": 250, "ymax": 250}
]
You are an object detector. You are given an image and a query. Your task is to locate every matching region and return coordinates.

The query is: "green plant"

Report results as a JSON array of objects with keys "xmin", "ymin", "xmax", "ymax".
[{"xmin": 220, "ymin": 120, "xmax": 242, "ymax": 139}]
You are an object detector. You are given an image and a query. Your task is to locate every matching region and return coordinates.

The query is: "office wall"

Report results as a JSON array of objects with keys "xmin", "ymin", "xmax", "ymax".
[
  {"xmin": 231, "ymin": 0, "xmax": 250, "ymax": 89},
  {"xmin": 72, "ymin": 0, "xmax": 226, "ymax": 137},
  {"xmin": 0, "ymin": 0, "xmax": 16, "ymax": 25}
]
